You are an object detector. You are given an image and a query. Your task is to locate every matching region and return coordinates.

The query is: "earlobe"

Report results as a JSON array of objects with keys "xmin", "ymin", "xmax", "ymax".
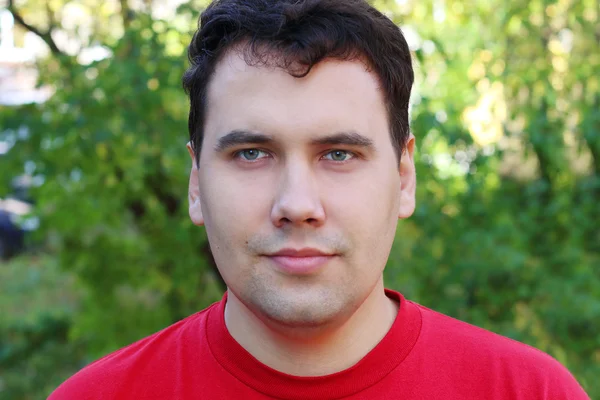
[
  {"xmin": 187, "ymin": 142, "xmax": 205, "ymax": 226},
  {"xmin": 398, "ymin": 135, "xmax": 416, "ymax": 219}
]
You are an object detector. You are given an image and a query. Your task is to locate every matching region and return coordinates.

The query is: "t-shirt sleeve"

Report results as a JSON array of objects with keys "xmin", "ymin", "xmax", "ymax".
[
  {"xmin": 47, "ymin": 375, "xmax": 105, "ymax": 400},
  {"xmin": 46, "ymin": 355, "xmax": 123, "ymax": 400},
  {"xmin": 545, "ymin": 361, "xmax": 590, "ymax": 400}
]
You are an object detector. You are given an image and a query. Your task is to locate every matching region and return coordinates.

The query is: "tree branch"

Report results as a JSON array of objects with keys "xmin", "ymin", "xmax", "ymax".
[
  {"xmin": 7, "ymin": 0, "xmax": 64, "ymax": 56},
  {"xmin": 120, "ymin": 0, "xmax": 134, "ymax": 29}
]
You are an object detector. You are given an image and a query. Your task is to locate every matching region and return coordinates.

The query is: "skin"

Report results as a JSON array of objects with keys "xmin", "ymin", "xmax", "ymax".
[{"xmin": 187, "ymin": 49, "xmax": 416, "ymax": 376}]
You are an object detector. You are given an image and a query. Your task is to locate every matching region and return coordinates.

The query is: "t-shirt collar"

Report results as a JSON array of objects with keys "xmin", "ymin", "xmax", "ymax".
[{"xmin": 205, "ymin": 288, "xmax": 422, "ymax": 399}]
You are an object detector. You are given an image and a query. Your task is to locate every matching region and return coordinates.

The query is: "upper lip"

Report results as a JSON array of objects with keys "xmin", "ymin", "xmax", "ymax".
[{"xmin": 267, "ymin": 248, "xmax": 335, "ymax": 257}]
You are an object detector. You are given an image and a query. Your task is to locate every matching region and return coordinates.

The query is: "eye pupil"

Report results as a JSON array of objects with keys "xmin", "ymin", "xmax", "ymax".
[
  {"xmin": 332, "ymin": 151, "xmax": 346, "ymax": 161},
  {"xmin": 243, "ymin": 149, "xmax": 259, "ymax": 160}
]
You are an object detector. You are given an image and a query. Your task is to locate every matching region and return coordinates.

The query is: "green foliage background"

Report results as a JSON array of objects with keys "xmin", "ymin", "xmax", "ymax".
[{"xmin": 0, "ymin": 0, "xmax": 598, "ymax": 398}]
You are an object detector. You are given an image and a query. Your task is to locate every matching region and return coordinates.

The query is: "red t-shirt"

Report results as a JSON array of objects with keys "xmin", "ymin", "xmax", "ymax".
[{"xmin": 49, "ymin": 290, "xmax": 589, "ymax": 399}]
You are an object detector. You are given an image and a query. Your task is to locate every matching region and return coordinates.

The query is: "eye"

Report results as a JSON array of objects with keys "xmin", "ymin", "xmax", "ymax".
[
  {"xmin": 323, "ymin": 150, "xmax": 355, "ymax": 162},
  {"xmin": 234, "ymin": 149, "xmax": 269, "ymax": 161}
]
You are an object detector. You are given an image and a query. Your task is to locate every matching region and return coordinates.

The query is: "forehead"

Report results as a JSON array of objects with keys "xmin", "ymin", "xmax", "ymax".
[{"xmin": 204, "ymin": 49, "xmax": 389, "ymax": 145}]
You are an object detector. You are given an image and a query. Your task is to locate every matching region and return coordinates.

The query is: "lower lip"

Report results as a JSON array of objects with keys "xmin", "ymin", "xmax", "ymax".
[{"xmin": 267, "ymin": 255, "xmax": 335, "ymax": 274}]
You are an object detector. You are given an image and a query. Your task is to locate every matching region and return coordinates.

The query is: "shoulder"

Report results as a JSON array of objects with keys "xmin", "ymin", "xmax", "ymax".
[
  {"xmin": 413, "ymin": 302, "xmax": 589, "ymax": 399},
  {"xmin": 416, "ymin": 302, "xmax": 557, "ymax": 364},
  {"xmin": 47, "ymin": 304, "xmax": 216, "ymax": 400}
]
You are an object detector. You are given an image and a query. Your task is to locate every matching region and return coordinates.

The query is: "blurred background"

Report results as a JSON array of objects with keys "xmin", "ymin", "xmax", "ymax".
[{"xmin": 0, "ymin": 0, "xmax": 598, "ymax": 398}]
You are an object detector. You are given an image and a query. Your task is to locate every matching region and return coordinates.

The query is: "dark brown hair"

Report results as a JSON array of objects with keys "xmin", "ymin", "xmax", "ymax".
[{"xmin": 183, "ymin": 0, "xmax": 413, "ymax": 163}]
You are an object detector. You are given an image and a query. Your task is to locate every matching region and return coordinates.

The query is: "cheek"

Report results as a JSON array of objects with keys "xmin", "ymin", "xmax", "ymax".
[
  {"xmin": 200, "ymin": 174, "xmax": 275, "ymax": 285},
  {"xmin": 200, "ymin": 167, "xmax": 275, "ymax": 244},
  {"xmin": 323, "ymin": 168, "xmax": 399, "ymax": 262},
  {"xmin": 323, "ymin": 166, "xmax": 399, "ymax": 222}
]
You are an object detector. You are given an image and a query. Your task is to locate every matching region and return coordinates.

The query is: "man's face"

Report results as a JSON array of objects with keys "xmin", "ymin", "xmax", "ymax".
[{"xmin": 188, "ymin": 50, "xmax": 415, "ymax": 330}]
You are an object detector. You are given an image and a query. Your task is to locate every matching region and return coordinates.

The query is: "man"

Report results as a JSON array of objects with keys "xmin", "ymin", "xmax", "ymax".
[{"xmin": 50, "ymin": 0, "xmax": 589, "ymax": 398}]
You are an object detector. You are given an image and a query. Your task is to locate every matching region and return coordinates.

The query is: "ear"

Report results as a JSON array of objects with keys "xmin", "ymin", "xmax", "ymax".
[
  {"xmin": 187, "ymin": 142, "xmax": 204, "ymax": 226},
  {"xmin": 398, "ymin": 134, "xmax": 416, "ymax": 219}
]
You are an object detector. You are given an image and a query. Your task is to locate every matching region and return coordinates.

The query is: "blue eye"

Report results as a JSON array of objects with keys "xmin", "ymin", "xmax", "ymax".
[
  {"xmin": 236, "ymin": 149, "xmax": 267, "ymax": 161},
  {"xmin": 323, "ymin": 150, "xmax": 355, "ymax": 162}
]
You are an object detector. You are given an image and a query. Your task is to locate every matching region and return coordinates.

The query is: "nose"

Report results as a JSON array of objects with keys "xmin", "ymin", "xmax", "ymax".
[{"xmin": 270, "ymin": 161, "xmax": 326, "ymax": 228}]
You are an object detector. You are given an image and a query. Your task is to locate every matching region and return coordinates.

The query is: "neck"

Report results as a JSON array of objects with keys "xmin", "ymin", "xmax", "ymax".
[{"xmin": 224, "ymin": 277, "xmax": 399, "ymax": 376}]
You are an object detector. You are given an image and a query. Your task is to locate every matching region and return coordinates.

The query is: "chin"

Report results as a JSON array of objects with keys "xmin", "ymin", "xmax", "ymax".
[{"xmin": 250, "ymin": 286, "xmax": 357, "ymax": 331}]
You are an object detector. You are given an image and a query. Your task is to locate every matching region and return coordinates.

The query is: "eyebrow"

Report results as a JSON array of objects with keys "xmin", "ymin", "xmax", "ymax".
[
  {"xmin": 214, "ymin": 130, "xmax": 375, "ymax": 152},
  {"xmin": 214, "ymin": 130, "xmax": 274, "ymax": 152},
  {"xmin": 310, "ymin": 131, "xmax": 374, "ymax": 148}
]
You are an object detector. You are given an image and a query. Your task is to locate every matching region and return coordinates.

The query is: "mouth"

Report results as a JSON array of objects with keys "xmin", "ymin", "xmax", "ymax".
[{"xmin": 264, "ymin": 248, "xmax": 337, "ymax": 274}]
